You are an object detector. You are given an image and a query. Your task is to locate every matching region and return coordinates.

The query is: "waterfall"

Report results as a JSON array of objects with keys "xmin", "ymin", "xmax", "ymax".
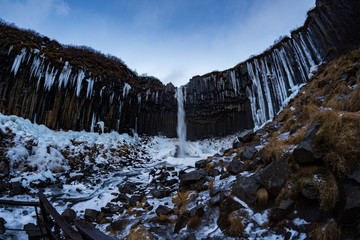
[{"xmin": 176, "ymin": 87, "xmax": 187, "ymax": 157}]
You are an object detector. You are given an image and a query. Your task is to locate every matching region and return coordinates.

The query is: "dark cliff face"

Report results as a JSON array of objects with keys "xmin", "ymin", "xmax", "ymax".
[
  {"xmin": 0, "ymin": 0, "xmax": 360, "ymax": 140},
  {"xmin": 183, "ymin": 0, "xmax": 360, "ymax": 139}
]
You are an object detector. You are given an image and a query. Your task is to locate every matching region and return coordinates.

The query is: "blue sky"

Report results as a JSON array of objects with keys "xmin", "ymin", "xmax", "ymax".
[{"xmin": 0, "ymin": 0, "xmax": 315, "ymax": 86}]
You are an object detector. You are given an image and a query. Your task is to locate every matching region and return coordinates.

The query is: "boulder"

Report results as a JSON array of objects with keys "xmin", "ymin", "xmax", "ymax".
[
  {"xmin": 238, "ymin": 129, "xmax": 254, "ymax": 143},
  {"xmin": 249, "ymin": 156, "xmax": 262, "ymax": 171},
  {"xmin": 189, "ymin": 178, "xmax": 207, "ymax": 191},
  {"xmin": 102, "ymin": 203, "xmax": 123, "ymax": 214},
  {"xmin": 150, "ymin": 189, "xmax": 171, "ymax": 199},
  {"xmin": 165, "ymin": 178, "xmax": 178, "ymax": 186},
  {"xmin": 195, "ymin": 160, "xmax": 207, "ymax": 169},
  {"xmin": 269, "ymin": 198, "xmax": 295, "ymax": 222},
  {"xmin": 128, "ymin": 194, "xmax": 145, "ymax": 207},
  {"xmin": 118, "ymin": 182, "xmax": 137, "ymax": 194},
  {"xmin": 227, "ymin": 159, "xmax": 246, "ymax": 175},
  {"xmin": 257, "ymin": 154, "xmax": 292, "ymax": 195},
  {"xmin": 10, "ymin": 181, "xmax": 25, "ymax": 196},
  {"xmin": 342, "ymin": 183, "xmax": 360, "ymax": 223},
  {"xmin": 241, "ymin": 145, "xmax": 258, "ymax": 160},
  {"xmin": 232, "ymin": 174, "xmax": 260, "ymax": 204},
  {"xmin": 84, "ymin": 209, "xmax": 99, "ymax": 222},
  {"xmin": 208, "ymin": 168, "xmax": 220, "ymax": 177},
  {"xmin": 156, "ymin": 205, "xmax": 174, "ymax": 216},
  {"xmin": 232, "ymin": 141, "xmax": 243, "ymax": 149},
  {"xmin": 347, "ymin": 167, "xmax": 360, "ymax": 184},
  {"xmin": 61, "ymin": 208, "xmax": 76, "ymax": 223},
  {"xmin": 293, "ymin": 121, "xmax": 323, "ymax": 164},
  {"xmin": 180, "ymin": 169, "xmax": 207, "ymax": 186}
]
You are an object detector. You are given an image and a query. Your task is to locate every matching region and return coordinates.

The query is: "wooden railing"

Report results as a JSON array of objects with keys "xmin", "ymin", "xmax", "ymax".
[{"xmin": 0, "ymin": 190, "xmax": 114, "ymax": 240}]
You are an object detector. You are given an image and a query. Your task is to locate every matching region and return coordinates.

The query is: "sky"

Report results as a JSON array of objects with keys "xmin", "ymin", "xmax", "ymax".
[{"xmin": 0, "ymin": 0, "xmax": 315, "ymax": 86}]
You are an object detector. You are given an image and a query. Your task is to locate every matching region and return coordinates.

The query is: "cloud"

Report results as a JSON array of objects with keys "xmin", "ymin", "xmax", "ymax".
[
  {"xmin": 54, "ymin": 0, "xmax": 70, "ymax": 16},
  {"xmin": 0, "ymin": 0, "xmax": 70, "ymax": 28}
]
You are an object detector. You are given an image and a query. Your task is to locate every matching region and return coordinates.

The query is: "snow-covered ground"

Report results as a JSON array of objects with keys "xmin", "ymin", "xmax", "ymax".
[
  {"xmin": 0, "ymin": 113, "xmax": 310, "ymax": 239},
  {"xmin": 0, "ymin": 113, "xmax": 235, "ymax": 239}
]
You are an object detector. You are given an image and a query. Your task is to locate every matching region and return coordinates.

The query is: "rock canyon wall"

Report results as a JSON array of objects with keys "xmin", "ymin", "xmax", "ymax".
[{"xmin": 0, "ymin": 0, "xmax": 359, "ymax": 139}]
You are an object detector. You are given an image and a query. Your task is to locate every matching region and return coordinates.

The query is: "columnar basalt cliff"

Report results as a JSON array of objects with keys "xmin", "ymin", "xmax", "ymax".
[
  {"xmin": 183, "ymin": 0, "xmax": 360, "ymax": 139},
  {"xmin": 0, "ymin": 0, "xmax": 359, "ymax": 140}
]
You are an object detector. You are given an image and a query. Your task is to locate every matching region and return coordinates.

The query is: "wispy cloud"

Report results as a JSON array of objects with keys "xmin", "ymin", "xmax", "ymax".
[{"xmin": 0, "ymin": 0, "xmax": 70, "ymax": 28}]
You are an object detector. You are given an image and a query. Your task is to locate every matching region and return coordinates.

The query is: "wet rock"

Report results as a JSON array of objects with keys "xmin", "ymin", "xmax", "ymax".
[
  {"xmin": 232, "ymin": 174, "xmax": 260, "ymax": 204},
  {"xmin": 84, "ymin": 209, "xmax": 99, "ymax": 222},
  {"xmin": 0, "ymin": 218, "xmax": 6, "ymax": 234},
  {"xmin": 342, "ymin": 183, "xmax": 360, "ymax": 223},
  {"xmin": 156, "ymin": 205, "xmax": 174, "ymax": 216},
  {"xmin": 227, "ymin": 159, "xmax": 246, "ymax": 175},
  {"xmin": 102, "ymin": 203, "xmax": 123, "ymax": 214},
  {"xmin": 189, "ymin": 178, "xmax": 207, "ymax": 191},
  {"xmin": 165, "ymin": 178, "xmax": 178, "ymax": 186},
  {"xmin": 195, "ymin": 160, "xmax": 207, "ymax": 169},
  {"xmin": 241, "ymin": 145, "xmax": 258, "ymax": 160},
  {"xmin": 249, "ymin": 156, "xmax": 262, "ymax": 171},
  {"xmin": 210, "ymin": 186, "xmax": 222, "ymax": 197},
  {"xmin": 61, "ymin": 208, "xmax": 76, "ymax": 223},
  {"xmin": 180, "ymin": 169, "xmax": 207, "ymax": 186},
  {"xmin": 257, "ymin": 154, "xmax": 292, "ymax": 195},
  {"xmin": 269, "ymin": 198, "xmax": 295, "ymax": 222},
  {"xmin": 293, "ymin": 121, "xmax": 323, "ymax": 164},
  {"xmin": 232, "ymin": 140, "xmax": 243, "ymax": 149},
  {"xmin": 96, "ymin": 212, "xmax": 112, "ymax": 224},
  {"xmin": 237, "ymin": 129, "xmax": 254, "ymax": 143},
  {"xmin": 128, "ymin": 194, "xmax": 145, "ymax": 207},
  {"xmin": 208, "ymin": 168, "xmax": 220, "ymax": 177},
  {"xmin": 150, "ymin": 189, "xmax": 171, "ymax": 199},
  {"xmin": 209, "ymin": 193, "xmax": 221, "ymax": 206},
  {"xmin": 118, "ymin": 182, "xmax": 137, "ymax": 194}
]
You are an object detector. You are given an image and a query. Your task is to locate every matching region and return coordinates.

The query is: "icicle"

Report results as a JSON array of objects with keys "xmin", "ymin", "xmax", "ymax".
[
  {"xmin": 259, "ymin": 58, "xmax": 274, "ymax": 120},
  {"xmin": 292, "ymin": 39, "xmax": 308, "ymax": 82},
  {"xmin": 145, "ymin": 89, "xmax": 150, "ymax": 101},
  {"xmin": 58, "ymin": 61, "xmax": 72, "ymax": 89},
  {"xmin": 100, "ymin": 86, "xmax": 105, "ymax": 98},
  {"xmin": 110, "ymin": 93, "xmax": 114, "ymax": 104},
  {"xmin": 8, "ymin": 45, "xmax": 13, "ymax": 55},
  {"xmin": 86, "ymin": 78, "xmax": 94, "ymax": 98},
  {"xmin": 299, "ymin": 33, "xmax": 315, "ymax": 68},
  {"xmin": 137, "ymin": 93, "xmax": 141, "ymax": 104},
  {"xmin": 306, "ymin": 30, "xmax": 322, "ymax": 63},
  {"xmin": 247, "ymin": 61, "xmax": 267, "ymax": 128},
  {"xmin": 230, "ymin": 70, "xmax": 238, "ymax": 95},
  {"xmin": 11, "ymin": 48, "xmax": 27, "ymax": 76},
  {"xmin": 123, "ymin": 83, "xmax": 131, "ymax": 98},
  {"xmin": 90, "ymin": 113, "xmax": 96, "ymax": 132},
  {"xmin": 75, "ymin": 70, "xmax": 85, "ymax": 97},
  {"xmin": 44, "ymin": 64, "xmax": 58, "ymax": 91}
]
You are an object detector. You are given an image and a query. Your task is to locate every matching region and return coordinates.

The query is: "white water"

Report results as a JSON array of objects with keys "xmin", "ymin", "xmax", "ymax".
[{"xmin": 176, "ymin": 87, "xmax": 187, "ymax": 157}]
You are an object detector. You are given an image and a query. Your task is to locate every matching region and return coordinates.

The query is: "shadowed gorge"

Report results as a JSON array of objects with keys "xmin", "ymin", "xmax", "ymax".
[{"xmin": 0, "ymin": 0, "xmax": 360, "ymax": 140}]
